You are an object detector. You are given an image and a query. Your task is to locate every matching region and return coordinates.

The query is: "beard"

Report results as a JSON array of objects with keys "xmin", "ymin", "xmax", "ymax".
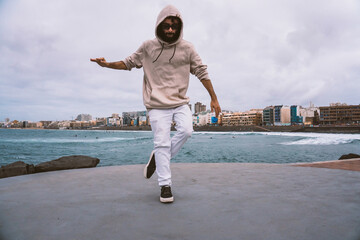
[
  {"xmin": 162, "ymin": 32, "xmax": 177, "ymax": 43},
  {"xmin": 157, "ymin": 26, "xmax": 181, "ymax": 43}
]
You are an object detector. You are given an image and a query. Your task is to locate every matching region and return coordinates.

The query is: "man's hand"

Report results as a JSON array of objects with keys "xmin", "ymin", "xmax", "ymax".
[
  {"xmin": 201, "ymin": 79, "xmax": 221, "ymax": 118},
  {"xmin": 211, "ymin": 98, "xmax": 221, "ymax": 118},
  {"xmin": 90, "ymin": 57, "xmax": 108, "ymax": 67},
  {"xmin": 90, "ymin": 58, "xmax": 127, "ymax": 70}
]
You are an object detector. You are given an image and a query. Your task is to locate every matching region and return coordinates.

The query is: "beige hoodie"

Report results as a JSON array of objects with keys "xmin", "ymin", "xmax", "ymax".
[{"xmin": 123, "ymin": 5, "xmax": 209, "ymax": 109}]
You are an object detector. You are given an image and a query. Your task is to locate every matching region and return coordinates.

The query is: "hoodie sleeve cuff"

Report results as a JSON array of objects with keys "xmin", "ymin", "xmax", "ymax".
[{"xmin": 123, "ymin": 57, "xmax": 134, "ymax": 71}]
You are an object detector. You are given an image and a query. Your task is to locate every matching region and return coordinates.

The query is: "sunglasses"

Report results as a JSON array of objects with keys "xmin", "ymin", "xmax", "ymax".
[{"xmin": 162, "ymin": 23, "xmax": 179, "ymax": 30}]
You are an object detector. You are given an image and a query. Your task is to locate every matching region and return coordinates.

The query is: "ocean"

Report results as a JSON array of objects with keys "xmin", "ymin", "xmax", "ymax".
[{"xmin": 0, "ymin": 128, "xmax": 359, "ymax": 167}]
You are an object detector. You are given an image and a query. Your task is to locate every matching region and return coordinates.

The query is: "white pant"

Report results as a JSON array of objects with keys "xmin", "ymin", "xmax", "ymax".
[{"xmin": 148, "ymin": 104, "xmax": 193, "ymax": 186}]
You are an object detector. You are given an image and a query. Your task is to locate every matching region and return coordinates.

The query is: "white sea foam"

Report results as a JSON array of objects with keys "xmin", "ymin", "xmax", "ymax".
[
  {"xmin": 193, "ymin": 131, "xmax": 360, "ymax": 145},
  {"xmin": 193, "ymin": 131, "xmax": 261, "ymax": 136},
  {"xmin": 281, "ymin": 137, "xmax": 354, "ymax": 145},
  {"xmin": 1, "ymin": 130, "xmax": 358, "ymax": 146},
  {"xmin": 275, "ymin": 133, "xmax": 360, "ymax": 145}
]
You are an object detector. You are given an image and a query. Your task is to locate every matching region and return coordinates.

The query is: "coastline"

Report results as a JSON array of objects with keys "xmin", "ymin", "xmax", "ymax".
[{"xmin": 3, "ymin": 125, "xmax": 360, "ymax": 133}]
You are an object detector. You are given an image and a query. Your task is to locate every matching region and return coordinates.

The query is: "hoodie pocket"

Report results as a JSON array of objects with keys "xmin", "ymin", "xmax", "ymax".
[{"xmin": 149, "ymin": 87, "xmax": 183, "ymax": 108}]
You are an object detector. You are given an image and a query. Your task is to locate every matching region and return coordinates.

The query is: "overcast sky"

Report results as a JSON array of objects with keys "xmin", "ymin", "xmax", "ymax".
[{"xmin": 1, "ymin": 0, "xmax": 359, "ymax": 121}]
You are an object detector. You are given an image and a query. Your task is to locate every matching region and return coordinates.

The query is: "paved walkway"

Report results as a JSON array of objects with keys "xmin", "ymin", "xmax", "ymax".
[{"xmin": 1, "ymin": 163, "xmax": 360, "ymax": 240}]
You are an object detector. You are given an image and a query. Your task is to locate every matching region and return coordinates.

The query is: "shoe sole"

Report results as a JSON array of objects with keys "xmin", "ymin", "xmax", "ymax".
[
  {"xmin": 160, "ymin": 196, "xmax": 174, "ymax": 203},
  {"xmin": 144, "ymin": 150, "xmax": 156, "ymax": 179}
]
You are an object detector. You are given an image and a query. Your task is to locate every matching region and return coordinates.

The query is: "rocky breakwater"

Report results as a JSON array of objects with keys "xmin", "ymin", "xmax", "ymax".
[
  {"xmin": 338, "ymin": 153, "xmax": 360, "ymax": 160},
  {"xmin": 0, "ymin": 155, "xmax": 100, "ymax": 179}
]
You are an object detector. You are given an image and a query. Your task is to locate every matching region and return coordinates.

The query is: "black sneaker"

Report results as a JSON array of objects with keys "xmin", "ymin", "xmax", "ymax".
[
  {"xmin": 144, "ymin": 150, "xmax": 156, "ymax": 179},
  {"xmin": 160, "ymin": 185, "xmax": 174, "ymax": 203}
]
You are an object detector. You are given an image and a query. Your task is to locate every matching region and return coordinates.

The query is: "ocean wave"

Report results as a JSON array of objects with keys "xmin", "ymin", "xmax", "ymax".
[
  {"xmin": 281, "ymin": 138, "xmax": 354, "ymax": 145},
  {"xmin": 193, "ymin": 131, "xmax": 262, "ymax": 136},
  {"xmin": 279, "ymin": 133, "xmax": 360, "ymax": 145},
  {"xmin": 193, "ymin": 131, "xmax": 360, "ymax": 145}
]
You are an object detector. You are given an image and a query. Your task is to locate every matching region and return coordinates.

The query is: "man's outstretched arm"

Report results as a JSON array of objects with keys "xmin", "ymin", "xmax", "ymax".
[
  {"xmin": 200, "ymin": 79, "xmax": 221, "ymax": 118},
  {"xmin": 90, "ymin": 58, "xmax": 127, "ymax": 70}
]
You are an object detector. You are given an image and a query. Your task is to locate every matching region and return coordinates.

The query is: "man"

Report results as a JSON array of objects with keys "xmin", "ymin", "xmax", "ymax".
[{"xmin": 91, "ymin": 5, "xmax": 221, "ymax": 203}]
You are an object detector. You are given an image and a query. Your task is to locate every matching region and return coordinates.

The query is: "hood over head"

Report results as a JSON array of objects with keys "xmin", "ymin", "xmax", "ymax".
[{"xmin": 155, "ymin": 5, "xmax": 183, "ymax": 45}]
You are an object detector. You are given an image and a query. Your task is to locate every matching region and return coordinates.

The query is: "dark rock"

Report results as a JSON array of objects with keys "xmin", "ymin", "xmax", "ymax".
[
  {"xmin": 0, "ymin": 161, "xmax": 35, "ymax": 179},
  {"xmin": 35, "ymin": 155, "xmax": 100, "ymax": 173},
  {"xmin": 338, "ymin": 153, "xmax": 360, "ymax": 160}
]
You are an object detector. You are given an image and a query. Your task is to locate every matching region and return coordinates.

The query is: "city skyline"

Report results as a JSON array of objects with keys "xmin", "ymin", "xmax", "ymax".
[
  {"xmin": 1, "ymin": 0, "xmax": 360, "ymax": 121},
  {"xmin": 3, "ymin": 102, "xmax": 360, "ymax": 128},
  {"xmin": 1, "ymin": 101, "xmax": 354, "ymax": 123}
]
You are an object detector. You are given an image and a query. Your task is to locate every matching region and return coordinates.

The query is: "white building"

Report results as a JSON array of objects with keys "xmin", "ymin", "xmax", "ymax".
[
  {"xmin": 107, "ymin": 116, "xmax": 123, "ymax": 126},
  {"xmin": 193, "ymin": 110, "xmax": 216, "ymax": 126},
  {"xmin": 299, "ymin": 102, "xmax": 320, "ymax": 125}
]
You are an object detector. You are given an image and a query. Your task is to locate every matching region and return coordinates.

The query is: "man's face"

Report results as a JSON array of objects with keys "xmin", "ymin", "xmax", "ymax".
[{"xmin": 161, "ymin": 17, "xmax": 180, "ymax": 43}]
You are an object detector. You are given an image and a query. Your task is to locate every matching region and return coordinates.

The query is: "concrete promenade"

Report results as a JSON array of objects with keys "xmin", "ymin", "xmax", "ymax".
[{"xmin": 1, "ymin": 162, "xmax": 360, "ymax": 240}]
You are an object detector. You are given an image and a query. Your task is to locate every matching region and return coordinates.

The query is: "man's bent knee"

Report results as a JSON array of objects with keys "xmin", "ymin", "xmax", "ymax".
[{"xmin": 181, "ymin": 127, "xmax": 193, "ymax": 139}]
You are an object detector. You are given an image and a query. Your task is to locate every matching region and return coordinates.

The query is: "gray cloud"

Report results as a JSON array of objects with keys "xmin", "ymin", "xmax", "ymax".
[{"xmin": 1, "ymin": 0, "xmax": 359, "ymax": 121}]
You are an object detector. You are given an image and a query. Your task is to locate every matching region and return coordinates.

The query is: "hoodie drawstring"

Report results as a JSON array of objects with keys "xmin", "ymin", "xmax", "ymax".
[
  {"xmin": 152, "ymin": 43, "xmax": 177, "ymax": 63},
  {"xmin": 152, "ymin": 43, "xmax": 164, "ymax": 63},
  {"xmin": 169, "ymin": 44, "xmax": 176, "ymax": 63}
]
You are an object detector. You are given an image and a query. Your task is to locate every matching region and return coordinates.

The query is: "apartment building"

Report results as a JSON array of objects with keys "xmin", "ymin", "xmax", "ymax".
[
  {"xmin": 263, "ymin": 106, "xmax": 274, "ymax": 126},
  {"xmin": 320, "ymin": 104, "xmax": 360, "ymax": 125},
  {"xmin": 122, "ymin": 111, "xmax": 148, "ymax": 126},
  {"xmin": 291, "ymin": 105, "xmax": 303, "ymax": 124},
  {"xmin": 222, "ymin": 110, "xmax": 262, "ymax": 126},
  {"xmin": 274, "ymin": 105, "xmax": 282, "ymax": 125},
  {"xmin": 194, "ymin": 102, "xmax": 206, "ymax": 114}
]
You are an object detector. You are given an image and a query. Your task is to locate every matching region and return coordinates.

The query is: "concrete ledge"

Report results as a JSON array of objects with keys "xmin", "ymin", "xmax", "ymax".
[
  {"xmin": 1, "ymin": 163, "xmax": 360, "ymax": 240},
  {"xmin": 293, "ymin": 158, "xmax": 360, "ymax": 171}
]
